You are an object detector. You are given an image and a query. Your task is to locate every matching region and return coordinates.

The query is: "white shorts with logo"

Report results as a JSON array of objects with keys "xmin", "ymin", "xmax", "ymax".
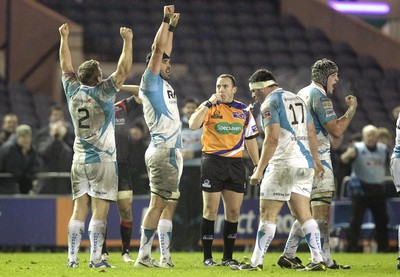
[
  {"xmin": 311, "ymin": 158, "xmax": 334, "ymax": 196},
  {"xmin": 260, "ymin": 166, "xmax": 314, "ymax": 201},
  {"xmin": 145, "ymin": 146, "xmax": 183, "ymax": 193},
  {"xmin": 71, "ymin": 162, "xmax": 118, "ymax": 201}
]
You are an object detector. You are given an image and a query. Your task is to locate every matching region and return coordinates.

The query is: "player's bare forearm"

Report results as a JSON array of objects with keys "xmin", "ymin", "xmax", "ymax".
[
  {"xmin": 245, "ymin": 138, "xmax": 259, "ymax": 166},
  {"xmin": 121, "ymin": 85, "xmax": 139, "ymax": 96}
]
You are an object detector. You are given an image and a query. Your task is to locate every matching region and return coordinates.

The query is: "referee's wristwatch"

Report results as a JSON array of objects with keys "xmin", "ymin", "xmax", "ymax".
[{"xmin": 204, "ymin": 101, "xmax": 213, "ymax": 108}]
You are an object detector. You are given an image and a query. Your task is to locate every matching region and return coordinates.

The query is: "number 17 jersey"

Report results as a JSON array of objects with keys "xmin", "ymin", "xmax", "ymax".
[
  {"xmin": 62, "ymin": 72, "xmax": 118, "ymax": 164},
  {"xmin": 261, "ymin": 88, "xmax": 314, "ymax": 168}
]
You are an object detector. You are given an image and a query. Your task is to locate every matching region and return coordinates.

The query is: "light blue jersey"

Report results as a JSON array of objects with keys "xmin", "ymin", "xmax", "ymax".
[
  {"xmin": 392, "ymin": 113, "xmax": 400, "ymax": 159},
  {"xmin": 260, "ymin": 88, "xmax": 313, "ymax": 168},
  {"xmin": 139, "ymin": 69, "xmax": 182, "ymax": 149},
  {"xmin": 62, "ymin": 73, "xmax": 118, "ymax": 164},
  {"xmin": 390, "ymin": 113, "xmax": 400, "ymax": 193},
  {"xmin": 298, "ymin": 83, "xmax": 337, "ymax": 161}
]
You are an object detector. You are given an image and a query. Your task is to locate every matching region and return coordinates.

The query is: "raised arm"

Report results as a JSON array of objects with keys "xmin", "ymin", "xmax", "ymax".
[
  {"xmin": 165, "ymin": 12, "xmax": 180, "ymax": 56},
  {"xmin": 121, "ymin": 85, "xmax": 139, "ymax": 96},
  {"xmin": 58, "ymin": 23, "xmax": 74, "ymax": 73},
  {"xmin": 111, "ymin": 27, "xmax": 133, "ymax": 90},
  {"xmin": 121, "ymin": 85, "xmax": 141, "ymax": 104},
  {"xmin": 148, "ymin": 5, "xmax": 174, "ymax": 74},
  {"xmin": 324, "ymin": 95, "xmax": 357, "ymax": 138}
]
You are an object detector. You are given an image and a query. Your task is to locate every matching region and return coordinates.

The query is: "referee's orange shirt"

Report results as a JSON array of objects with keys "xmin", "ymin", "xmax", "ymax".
[{"xmin": 199, "ymin": 100, "xmax": 259, "ymax": 158}]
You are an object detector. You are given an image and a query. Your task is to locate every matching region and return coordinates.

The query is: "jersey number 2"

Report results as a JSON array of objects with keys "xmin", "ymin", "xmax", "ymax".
[{"xmin": 78, "ymin": 108, "xmax": 90, "ymax": 129}]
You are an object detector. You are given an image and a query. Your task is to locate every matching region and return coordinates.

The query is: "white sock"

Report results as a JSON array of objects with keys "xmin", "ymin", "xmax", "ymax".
[
  {"xmin": 158, "ymin": 219, "xmax": 173, "ymax": 261},
  {"xmin": 88, "ymin": 219, "xmax": 107, "ymax": 264},
  {"xmin": 68, "ymin": 220, "xmax": 84, "ymax": 263},
  {"xmin": 251, "ymin": 221, "xmax": 276, "ymax": 266},
  {"xmin": 316, "ymin": 219, "xmax": 333, "ymax": 266},
  {"xmin": 302, "ymin": 219, "xmax": 323, "ymax": 264},
  {"xmin": 138, "ymin": 226, "xmax": 156, "ymax": 260},
  {"xmin": 282, "ymin": 220, "xmax": 304, "ymax": 259}
]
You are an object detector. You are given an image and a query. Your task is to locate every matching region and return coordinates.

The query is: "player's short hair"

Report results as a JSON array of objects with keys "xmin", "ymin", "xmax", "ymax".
[
  {"xmin": 77, "ymin": 59, "xmax": 100, "ymax": 86},
  {"xmin": 145, "ymin": 52, "xmax": 170, "ymax": 66},
  {"xmin": 248, "ymin": 68, "xmax": 277, "ymax": 85},
  {"xmin": 311, "ymin": 58, "xmax": 338, "ymax": 87},
  {"xmin": 218, "ymin": 74, "xmax": 236, "ymax": 87}
]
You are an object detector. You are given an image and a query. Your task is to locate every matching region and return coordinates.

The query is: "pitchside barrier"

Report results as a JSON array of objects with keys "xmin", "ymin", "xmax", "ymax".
[{"xmin": 0, "ymin": 194, "xmax": 398, "ymax": 251}]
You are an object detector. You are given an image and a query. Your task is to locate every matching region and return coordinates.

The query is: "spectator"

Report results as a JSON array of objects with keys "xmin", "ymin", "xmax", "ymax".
[
  {"xmin": 0, "ymin": 113, "xmax": 18, "ymax": 146},
  {"xmin": 34, "ymin": 105, "xmax": 73, "ymax": 194},
  {"xmin": 341, "ymin": 125, "xmax": 390, "ymax": 253},
  {"xmin": 377, "ymin": 127, "xmax": 394, "ymax": 151},
  {"xmin": 0, "ymin": 124, "xmax": 42, "ymax": 194},
  {"xmin": 174, "ymin": 99, "xmax": 203, "ymax": 251}
]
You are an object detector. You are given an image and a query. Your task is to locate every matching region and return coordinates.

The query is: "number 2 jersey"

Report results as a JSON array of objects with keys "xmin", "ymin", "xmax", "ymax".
[
  {"xmin": 62, "ymin": 72, "xmax": 118, "ymax": 164},
  {"xmin": 200, "ymin": 100, "xmax": 258, "ymax": 158},
  {"xmin": 260, "ymin": 88, "xmax": 314, "ymax": 168}
]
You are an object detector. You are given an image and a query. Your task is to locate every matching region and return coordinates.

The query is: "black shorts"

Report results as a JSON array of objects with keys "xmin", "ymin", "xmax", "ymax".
[
  {"xmin": 118, "ymin": 162, "xmax": 133, "ymax": 192},
  {"xmin": 200, "ymin": 153, "xmax": 246, "ymax": 193}
]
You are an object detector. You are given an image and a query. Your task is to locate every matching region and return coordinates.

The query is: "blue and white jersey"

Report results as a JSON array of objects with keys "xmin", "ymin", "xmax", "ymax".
[
  {"xmin": 62, "ymin": 72, "xmax": 118, "ymax": 164},
  {"xmin": 260, "ymin": 88, "xmax": 313, "ymax": 168},
  {"xmin": 392, "ymin": 113, "xmax": 400, "ymax": 159},
  {"xmin": 297, "ymin": 83, "xmax": 337, "ymax": 160},
  {"xmin": 139, "ymin": 69, "xmax": 182, "ymax": 149}
]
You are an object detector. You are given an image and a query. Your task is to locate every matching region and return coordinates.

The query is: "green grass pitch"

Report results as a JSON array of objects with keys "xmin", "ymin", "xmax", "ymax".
[{"xmin": 0, "ymin": 251, "xmax": 397, "ymax": 276}]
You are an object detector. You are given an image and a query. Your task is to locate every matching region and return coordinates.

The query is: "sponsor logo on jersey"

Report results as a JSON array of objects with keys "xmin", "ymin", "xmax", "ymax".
[
  {"xmin": 262, "ymin": 110, "xmax": 271, "ymax": 119},
  {"xmin": 115, "ymin": 118, "xmax": 125, "ymax": 125},
  {"xmin": 215, "ymin": 122, "xmax": 242, "ymax": 135},
  {"xmin": 320, "ymin": 97, "xmax": 333, "ymax": 109},
  {"xmin": 211, "ymin": 110, "xmax": 223, "ymax": 119},
  {"xmin": 291, "ymin": 135, "xmax": 307, "ymax": 141},
  {"xmin": 232, "ymin": 112, "xmax": 245, "ymax": 119},
  {"xmin": 167, "ymin": 90, "xmax": 176, "ymax": 99}
]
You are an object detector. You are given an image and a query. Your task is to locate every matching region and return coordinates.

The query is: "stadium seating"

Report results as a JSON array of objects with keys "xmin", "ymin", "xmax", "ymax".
[{"xmin": 6, "ymin": 0, "xmax": 399, "ymax": 139}]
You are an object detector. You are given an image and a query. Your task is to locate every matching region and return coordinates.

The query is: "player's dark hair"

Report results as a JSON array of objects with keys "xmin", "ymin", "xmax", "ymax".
[
  {"xmin": 248, "ymin": 68, "xmax": 276, "ymax": 83},
  {"xmin": 218, "ymin": 74, "xmax": 236, "ymax": 87}
]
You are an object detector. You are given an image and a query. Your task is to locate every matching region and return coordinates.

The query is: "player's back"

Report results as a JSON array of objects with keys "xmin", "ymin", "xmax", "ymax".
[
  {"xmin": 264, "ymin": 89, "xmax": 313, "ymax": 168},
  {"xmin": 65, "ymin": 78, "xmax": 118, "ymax": 164}
]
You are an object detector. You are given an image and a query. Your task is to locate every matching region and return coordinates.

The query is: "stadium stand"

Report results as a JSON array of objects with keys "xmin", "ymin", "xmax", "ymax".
[{"xmin": 1, "ymin": 0, "xmax": 399, "ymax": 139}]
